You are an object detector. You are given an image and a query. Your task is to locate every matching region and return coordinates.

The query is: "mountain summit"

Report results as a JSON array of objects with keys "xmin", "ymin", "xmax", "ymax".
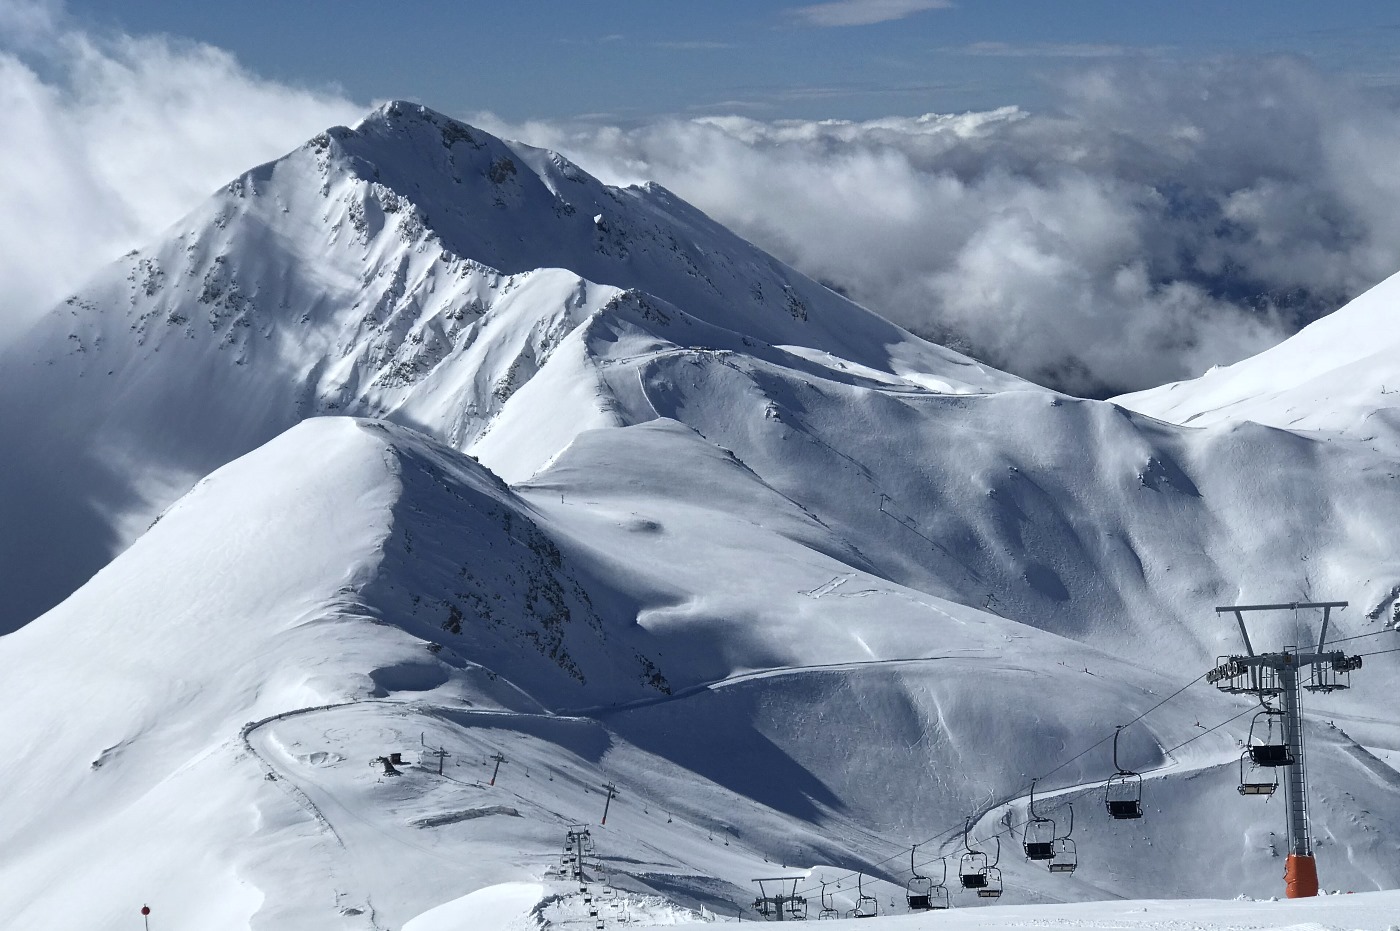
[{"xmin": 0, "ymin": 101, "xmax": 1016, "ymax": 631}]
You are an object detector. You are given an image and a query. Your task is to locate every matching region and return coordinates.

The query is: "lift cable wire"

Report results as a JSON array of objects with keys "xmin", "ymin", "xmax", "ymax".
[
  {"xmin": 1318, "ymin": 628, "xmax": 1396, "ymax": 646},
  {"xmin": 1351, "ymin": 644, "xmax": 1400, "ymax": 659},
  {"xmin": 814, "ymin": 634, "xmax": 1400, "ymax": 903},
  {"xmin": 789, "ymin": 669, "xmax": 1211, "ymax": 900},
  {"xmin": 908, "ymin": 700, "xmax": 1269, "ymax": 881},
  {"xmin": 1159, "ymin": 704, "xmax": 1257, "ymax": 757}
]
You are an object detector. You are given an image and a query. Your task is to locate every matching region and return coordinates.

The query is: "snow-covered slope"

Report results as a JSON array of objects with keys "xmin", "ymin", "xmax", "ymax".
[
  {"xmin": 1115, "ymin": 268, "xmax": 1400, "ymax": 433},
  {"xmin": 4, "ymin": 416, "xmax": 1396, "ymax": 930},
  {"xmin": 3, "ymin": 103, "xmax": 1400, "ymax": 928},
  {"xmin": 0, "ymin": 101, "xmax": 1012, "ymax": 632}
]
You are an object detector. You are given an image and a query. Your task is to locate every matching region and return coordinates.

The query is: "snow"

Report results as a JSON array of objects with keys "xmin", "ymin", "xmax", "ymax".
[
  {"xmin": 1114, "ymin": 268, "xmax": 1400, "ymax": 433},
  {"xmin": 1, "ymin": 102, "xmax": 1399, "ymax": 929},
  {"xmin": 402, "ymin": 882, "xmax": 544, "ymax": 931}
]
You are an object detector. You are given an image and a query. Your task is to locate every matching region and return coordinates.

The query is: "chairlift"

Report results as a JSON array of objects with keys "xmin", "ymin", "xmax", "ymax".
[
  {"xmin": 1022, "ymin": 780, "xmax": 1056, "ymax": 861},
  {"xmin": 907, "ymin": 845, "xmax": 934, "ymax": 910},
  {"xmin": 976, "ymin": 838, "xmax": 1003, "ymax": 899},
  {"xmin": 959, "ymin": 819, "xmax": 989, "ymax": 889},
  {"xmin": 905, "ymin": 844, "xmax": 950, "ymax": 910},
  {"xmin": 907, "ymin": 847, "xmax": 951, "ymax": 911},
  {"xmin": 1048, "ymin": 803, "xmax": 1078, "ymax": 874},
  {"xmin": 930, "ymin": 857, "xmax": 951, "ymax": 908},
  {"xmin": 848, "ymin": 873, "xmax": 878, "ymax": 919},
  {"xmin": 1247, "ymin": 706, "xmax": 1293, "ymax": 767},
  {"xmin": 1106, "ymin": 726, "xmax": 1144, "ymax": 820},
  {"xmin": 1238, "ymin": 750, "xmax": 1279, "ymax": 796},
  {"xmin": 818, "ymin": 881, "xmax": 839, "ymax": 920}
]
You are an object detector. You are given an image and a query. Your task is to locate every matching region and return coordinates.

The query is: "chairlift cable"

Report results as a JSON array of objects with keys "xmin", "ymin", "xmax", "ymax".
[
  {"xmin": 1319, "ymin": 628, "xmax": 1394, "ymax": 646},
  {"xmin": 1350, "ymin": 645, "xmax": 1400, "ymax": 658},
  {"xmin": 789, "ymin": 669, "xmax": 1211, "ymax": 899},
  {"xmin": 1160, "ymin": 704, "xmax": 1256, "ymax": 756}
]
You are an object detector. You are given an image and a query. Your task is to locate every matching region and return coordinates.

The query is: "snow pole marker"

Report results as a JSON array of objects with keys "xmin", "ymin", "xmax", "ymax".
[{"xmin": 141, "ymin": 904, "xmax": 150, "ymax": 930}]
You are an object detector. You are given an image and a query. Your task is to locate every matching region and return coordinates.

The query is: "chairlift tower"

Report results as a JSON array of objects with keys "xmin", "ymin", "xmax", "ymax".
[
  {"xmin": 1206, "ymin": 601, "xmax": 1364, "ymax": 899},
  {"xmin": 751, "ymin": 877, "xmax": 808, "ymax": 921}
]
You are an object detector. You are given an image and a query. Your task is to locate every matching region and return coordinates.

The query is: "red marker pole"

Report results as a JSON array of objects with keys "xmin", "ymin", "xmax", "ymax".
[{"xmin": 141, "ymin": 904, "xmax": 151, "ymax": 930}]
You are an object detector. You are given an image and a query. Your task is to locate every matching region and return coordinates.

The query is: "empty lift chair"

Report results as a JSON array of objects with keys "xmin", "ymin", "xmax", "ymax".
[
  {"xmin": 849, "ymin": 873, "xmax": 878, "ymax": 919},
  {"xmin": 818, "ymin": 881, "xmax": 839, "ymax": 920},
  {"xmin": 1048, "ymin": 803, "xmax": 1078, "ymax": 874},
  {"xmin": 959, "ymin": 819, "xmax": 989, "ymax": 889},
  {"xmin": 1105, "ymin": 726, "xmax": 1144, "ymax": 820},
  {"xmin": 977, "ymin": 838, "xmax": 1003, "ymax": 899},
  {"xmin": 1248, "ymin": 705, "xmax": 1293, "ymax": 767},
  {"xmin": 1022, "ymin": 780, "xmax": 1056, "ymax": 861},
  {"xmin": 906, "ymin": 845, "xmax": 950, "ymax": 911},
  {"xmin": 1238, "ymin": 749, "xmax": 1280, "ymax": 796},
  {"xmin": 907, "ymin": 844, "xmax": 934, "ymax": 911}
]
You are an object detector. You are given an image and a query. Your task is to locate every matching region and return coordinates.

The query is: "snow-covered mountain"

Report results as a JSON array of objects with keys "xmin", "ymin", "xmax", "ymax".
[
  {"xmin": 0, "ymin": 101, "xmax": 1015, "ymax": 634},
  {"xmin": 2, "ymin": 103, "xmax": 1400, "ymax": 929},
  {"xmin": 1114, "ymin": 268, "xmax": 1400, "ymax": 433}
]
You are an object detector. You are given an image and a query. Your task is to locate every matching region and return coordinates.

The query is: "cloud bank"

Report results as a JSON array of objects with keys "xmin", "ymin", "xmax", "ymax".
[
  {"xmin": 480, "ymin": 58, "xmax": 1400, "ymax": 396},
  {"xmin": 4, "ymin": 8, "xmax": 1398, "ymax": 397},
  {"xmin": 0, "ymin": 2, "xmax": 361, "ymax": 341}
]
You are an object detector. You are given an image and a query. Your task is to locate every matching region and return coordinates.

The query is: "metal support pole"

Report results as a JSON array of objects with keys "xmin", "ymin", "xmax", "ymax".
[
  {"xmin": 601, "ymin": 782, "xmax": 617, "ymax": 825},
  {"xmin": 489, "ymin": 752, "xmax": 506, "ymax": 786},
  {"xmin": 1280, "ymin": 654, "xmax": 1319, "ymax": 897},
  {"xmin": 1279, "ymin": 656, "xmax": 1310, "ymax": 857}
]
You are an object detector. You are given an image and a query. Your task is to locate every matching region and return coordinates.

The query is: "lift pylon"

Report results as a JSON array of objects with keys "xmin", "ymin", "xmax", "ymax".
[
  {"xmin": 1207, "ymin": 601, "xmax": 1365, "ymax": 899},
  {"xmin": 751, "ymin": 877, "xmax": 807, "ymax": 921}
]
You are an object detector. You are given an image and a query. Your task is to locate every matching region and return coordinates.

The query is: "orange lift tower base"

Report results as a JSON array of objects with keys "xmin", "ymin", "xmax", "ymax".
[
  {"xmin": 1207, "ymin": 601, "xmax": 1363, "ymax": 899},
  {"xmin": 1285, "ymin": 852, "xmax": 1318, "ymax": 898}
]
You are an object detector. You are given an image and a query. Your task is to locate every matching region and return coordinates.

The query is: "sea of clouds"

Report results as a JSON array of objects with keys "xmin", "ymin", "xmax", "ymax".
[{"xmin": 5, "ymin": 2, "xmax": 1400, "ymax": 395}]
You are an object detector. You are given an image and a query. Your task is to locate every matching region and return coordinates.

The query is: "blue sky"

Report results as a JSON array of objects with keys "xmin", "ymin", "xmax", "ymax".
[{"xmin": 63, "ymin": 0, "xmax": 1400, "ymax": 120}]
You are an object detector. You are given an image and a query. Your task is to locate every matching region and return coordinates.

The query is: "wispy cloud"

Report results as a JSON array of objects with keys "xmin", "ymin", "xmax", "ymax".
[
  {"xmin": 789, "ymin": 0, "xmax": 953, "ymax": 28},
  {"xmin": 651, "ymin": 40, "xmax": 739, "ymax": 51},
  {"xmin": 951, "ymin": 41, "xmax": 1140, "ymax": 59}
]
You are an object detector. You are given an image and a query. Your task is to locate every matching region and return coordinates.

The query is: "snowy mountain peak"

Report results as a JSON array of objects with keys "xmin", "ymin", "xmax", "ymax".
[{"xmin": 1115, "ymin": 267, "xmax": 1400, "ymax": 433}]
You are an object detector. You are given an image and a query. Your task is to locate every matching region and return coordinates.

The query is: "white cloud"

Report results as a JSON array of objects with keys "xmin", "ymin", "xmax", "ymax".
[
  {"xmin": 474, "ymin": 58, "xmax": 1400, "ymax": 395},
  {"xmin": 3, "ymin": 7, "xmax": 1396, "ymax": 399},
  {"xmin": 0, "ymin": 2, "xmax": 362, "ymax": 343},
  {"xmin": 953, "ymin": 41, "xmax": 1138, "ymax": 59},
  {"xmin": 789, "ymin": 0, "xmax": 953, "ymax": 28}
]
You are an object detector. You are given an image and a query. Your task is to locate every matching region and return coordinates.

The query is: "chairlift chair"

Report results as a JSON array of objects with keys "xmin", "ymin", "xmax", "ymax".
[
  {"xmin": 1247, "ymin": 707, "xmax": 1293, "ymax": 767},
  {"xmin": 1106, "ymin": 726, "xmax": 1144, "ymax": 820},
  {"xmin": 818, "ymin": 881, "xmax": 839, "ymax": 920},
  {"xmin": 1048, "ymin": 804, "xmax": 1078, "ymax": 874},
  {"xmin": 959, "ymin": 819, "xmax": 990, "ymax": 889},
  {"xmin": 1238, "ymin": 750, "xmax": 1279, "ymax": 796},
  {"xmin": 907, "ymin": 845, "xmax": 933, "ymax": 911},
  {"xmin": 1022, "ymin": 780, "xmax": 1057, "ymax": 861},
  {"xmin": 849, "ymin": 874, "xmax": 878, "ymax": 919},
  {"xmin": 907, "ymin": 850, "xmax": 951, "ymax": 911},
  {"xmin": 976, "ymin": 838, "xmax": 1003, "ymax": 899},
  {"xmin": 930, "ymin": 857, "xmax": 951, "ymax": 909}
]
